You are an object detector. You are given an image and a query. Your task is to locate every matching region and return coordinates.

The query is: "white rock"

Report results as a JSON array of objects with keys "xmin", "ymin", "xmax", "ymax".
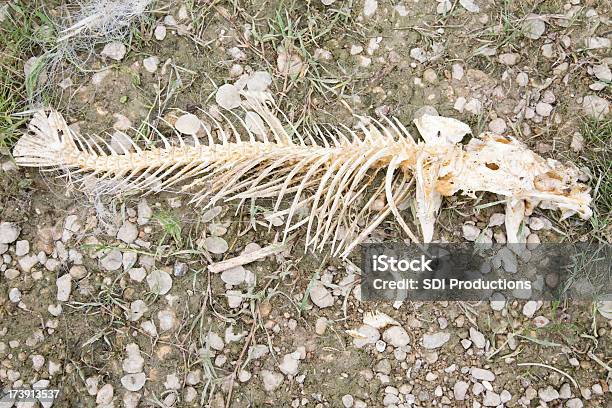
[
  {"xmin": 100, "ymin": 249, "xmax": 123, "ymax": 271},
  {"xmin": 489, "ymin": 292, "xmax": 506, "ymax": 311},
  {"xmin": 137, "ymin": 199, "xmax": 152, "ymax": 225},
  {"xmin": 471, "ymin": 367, "xmax": 495, "ymax": 381},
  {"xmin": 489, "ymin": 118, "xmax": 507, "ymax": 134},
  {"xmin": 122, "ymin": 252, "xmax": 137, "ymax": 271},
  {"xmin": 452, "ymin": 64, "xmax": 464, "ymax": 80},
  {"xmin": 500, "ymin": 390, "xmax": 512, "ymax": 403},
  {"xmin": 96, "ymin": 383, "xmax": 114, "ymax": 405},
  {"xmin": 541, "ymin": 43, "xmax": 555, "ymax": 58},
  {"xmin": 382, "ymin": 326, "xmax": 410, "ymax": 347},
  {"xmin": 538, "ymin": 386, "xmax": 559, "ymax": 402},
  {"xmin": 465, "ymin": 98, "xmax": 483, "ymax": 115},
  {"xmin": 462, "ymin": 224, "xmax": 480, "ymax": 241},
  {"xmin": 469, "ymin": 327, "xmax": 486, "ymax": 348},
  {"xmin": 310, "ymin": 281, "xmax": 334, "ymax": 308},
  {"xmin": 277, "ymin": 51, "xmax": 303, "ymax": 77},
  {"xmin": 261, "ymin": 369, "xmax": 284, "ymax": 391},
  {"xmin": 422, "ymin": 332, "xmax": 450, "ymax": 349},
  {"xmin": 566, "ymin": 398, "xmax": 583, "ymax": 408},
  {"xmin": 117, "ymin": 221, "xmax": 138, "ymax": 244},
  {"xmin": 459, "ymin": 0, "xmax": 479, "ymax": 12},
  {"xmin": 204, "ymin": 236, "xmax": 229, "ymax": 254},
  {"xmin": 101, "ymin": 42, "xmax": 127, "ymax": 61},
  {"xmin": 522, "ymin": 14, "xmax": 546, "ymax": 40},
  {"xmin": 0, "ymin": 222, "xmax": 20, "ymax": 244},
  {"xmin": 141, "ymin": 320, "xmax": 157, "ymax": 337},
  {"xmin": 48, "ymin": 304, "xmax": 62, "ymax": 316},
  {"xmin": 92, "ymin": 69, "xmax": 111, "ymax": 85},
  {"xmin": 321, "ymin": 0, "xmax": 335, "ymax": 5},
  {"xmin": 523, "ymin": 300, "xmax": 541, "ymax": 317},
  {"xmin": 454, "ymin": 381, "xmax": 469, "ymax": 401},
  {"xmin": 363, "ymin": 0, "xmax": 377, "ymax": 17},
  {"xmin": 437, "ymin": 0, "xmax": 451, "ymax": 14},
  {"xmin": 498, "ymin": 53, "xmax": 519, "ymax": 66},
  {"xmin": 164, "ymin": 373, "xmax": 181, "ymax": 390},
  {"xmin": 175, "ymin": 113, "xmax": 201, "ymax": 135},
  {"xmin": 226, "ymin": 289, "xmax": 242, "ymax": 308},
  {"xmin": 121, "ymin": 373, "xmax": 146, "ymax": 391},
  {"xmin": 143, "ymin": 56, "xmax": 159, "ymax": 73},
  {"xmin": 56, "ymin": 274, "xmax": 72, "ymax": 302},
  {"xmin": 215, "ymin": 84, "xmax": 241, "ymax": 109},
  {"xmin": 533, "ymin": 315, "xmax": 550, "ymax": 328},
  {"xmin": 221, "ymin": 266, "xmax": 246, "ymax": 285},
  {"xmin": 342, "ymin": 394, "xmax": 354, "ymax": 407},
  {"xmin": 352, "ymin": 324, "xmax": 380, "ymax": 348},
  {"xmin": 278, "ymin": 351, "xmax": 300, "ymax": 376},
  {"xmin": 154, "ymin": 24, "xmax": 167, "ymax": 40},
  {"xmin": 488, "ymin": 213, "xmax": 505, "ymax": 227},
  {"xmin": 535, "ymin": 102, "xmax": 553, "ymax": 117},
  {"xmin": 202, "ymin": 206, "xmax": 222, "ymax": 222},
  {"xmin": 4, "ymin": 268, "xmax": 19, "ymax": 279},
  {"xmin": 410, "ymin": 47, "xmax": 427, "ymax": 63},
  {"xmin": 15, "ymin": 240, "xmax": 29, "ymax": 256},
  {"xmin": 207, "ymin": 332, "xmax": 225, "ymax": 351},
  {"xmin": 582, "ymin": 95, "xmax": 609, "ymax": 119},
  {"xmin": 492, "ymin": 247, "xmax": 517, "ymax": 273},
  {"xmin": 246, "ymin": 71, "xmax": 272, "ymax": 92},
  {"xmin": 123, "ymin": 343, "xmax": 144, "ymax": 373},
  {"xmin": 158, "ymin": 309, "xmax": 177, "ymax": 331},
  {"xmin": 146, "ymin": 270, "xmax": 173, "ymax": 295},
  {"xmin": 517, "ymin": 72, "xmax": 529, "ymax": 87},
  {"xmin": 129, "ymin": 267, "xmax": 147, "ymax": 282},
  {"xmin": 483, "ymin": 390, "xmax": 501, "ymax": 406},
  {"xmin": 32, "ymin": 354, "xmax": 45, "ymax": 370},
  {"xmin": 585, "ymin": 37, "xmax": 611, "ymax": 49},
  {"xmin": 129, "ymin": 300, "xmax": 148, "ymax": 321},
  {"xmin": 9, "ymin": 287, "xmax": 21, "ymax": 303},
  {"xmin": 18, "ymin": 254, "xmax": 38, "ymax": 272},
  {"xmin": 570, "ymin": 133, "xmax": 584, "ymax": 152}
]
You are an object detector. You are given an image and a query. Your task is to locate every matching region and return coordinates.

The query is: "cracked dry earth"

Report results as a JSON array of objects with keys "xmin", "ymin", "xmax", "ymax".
[{"xmin": 0, "ymin": 0, "xmax": 611, "ymax": 407}]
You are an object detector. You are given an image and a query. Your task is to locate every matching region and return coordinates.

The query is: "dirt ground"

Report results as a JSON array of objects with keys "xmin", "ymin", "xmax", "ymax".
[{"xmin": 0, "ymin": 0, "xmax": 610, "ymax": 407}]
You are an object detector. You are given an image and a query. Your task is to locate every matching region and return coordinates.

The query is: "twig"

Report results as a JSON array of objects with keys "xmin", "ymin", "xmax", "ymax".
[
  {"xmin": 208, "ymin": 243, "xmax": 287, "ymax": 273},
  {"xmin": 517, "ymin": 362, "xmax": 579, "ymax": 389}
]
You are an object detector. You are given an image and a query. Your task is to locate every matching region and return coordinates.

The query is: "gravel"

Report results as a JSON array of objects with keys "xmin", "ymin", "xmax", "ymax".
[
  {"xmin": 469, "ymin": 327, "xmax": 486, "ymax": 349},
  {"xmin": 261, "ymin": 370, "xmax": 284, "ymax": 391},
  {"xmin": 582, "ymin": 95, "xmax": 609, "ymax": 119},
  {"xmin": 453, "ymin": 381, "xmax": 469, "ymax": 401},
  {"xmin": 539, "ymin": 386, "xmax": 560, "ymax": 402},
  {"xmin": 220, "ymin": 266, "xmax": 247, "ymax": 285},
  {"xmin": 175, "ymin": 113, "xmax": 201, "ymax": 135},
  {"xmin": 309, "ymin": 281, "xmax": 334, "ymax": 308},
  {"xmin": 56, "ymin": 274, "xmax": 72, "ymax": 302},
  {"xmin": 382, "ymin": 326, "xmax": 410, "ymax": 347},
  {"xmin": 101, "ymin": 42, "xmax": 126, "ymax": 60},
  {"xmin": 0, "ymin": 222, "xmax": 20, "ymax": 244},
  {"xmin": 422, "ymin": 332, "xmax": 450, "ymax": 349},
  {"xmin": 203, "ymin": 236, "xmax": 229, "ymax": 254},
  {"xmin": 522, "ymin": 14, "xmax": 546, "ymax": 39},
  {"xmin": 15, "ymin": 239, "xmax": 29, "ymax": 256},
  {"xmin": 147, "ymin": 270, "xmax": 173, "ymax": 295},
  {"xmin": 215, "ymin": 84, "xmax": 242, "ymax": 109},
  {"xmin": 471, "ymin": 367, "xmax": 495, "ymax": 381},
  {"xmin": 143, "ymin": 56, "xmax": 159, "ymax": 73},
  {"xmin": 117, "ymin": 221, "xmax": 138, "ymax": 244},
  {"xmin": 100, "ymin": 249, "xmax": 123, "ymax": 271}
]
